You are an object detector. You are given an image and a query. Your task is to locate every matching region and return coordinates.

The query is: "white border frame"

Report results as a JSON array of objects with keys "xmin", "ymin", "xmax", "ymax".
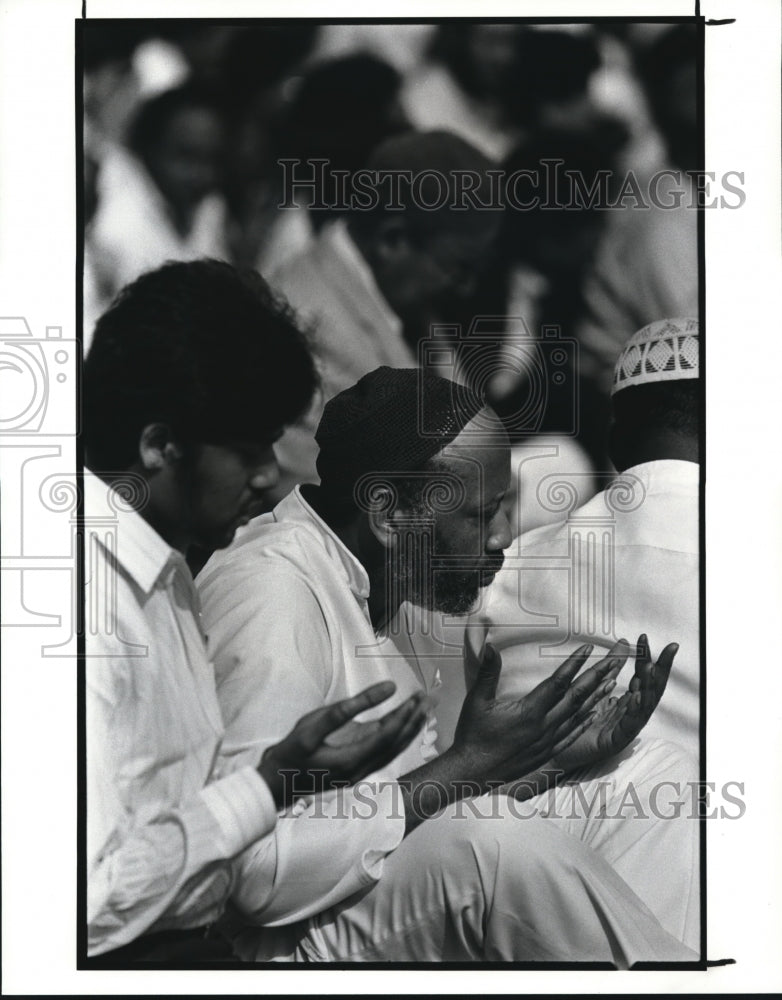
[{"xmin": 1, "ymin": 0, "xmax": 780, "ymax": 993}]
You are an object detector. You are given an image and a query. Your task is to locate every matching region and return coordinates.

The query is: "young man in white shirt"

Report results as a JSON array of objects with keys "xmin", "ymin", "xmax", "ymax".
[{"xmin": 83, "ymin": 260, "xmax": 430, "ymax": 963}]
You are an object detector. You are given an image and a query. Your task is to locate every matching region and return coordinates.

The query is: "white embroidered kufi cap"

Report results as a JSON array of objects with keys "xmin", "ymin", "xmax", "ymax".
[{"xmin": 611, "ymin": 317, "xmax": 699, "ymax": 396}]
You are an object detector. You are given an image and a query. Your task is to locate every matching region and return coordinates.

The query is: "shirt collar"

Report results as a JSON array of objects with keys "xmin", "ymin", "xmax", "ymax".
[
  {"xmin": 84, "ymin": 470, "xmax": 186, "ymax": 595},
  {"xmin": 272, "ymin": 485, "xmax": 371, "ymax": 600},
  {"xmin": 324, "ymin": 219, "xmax": 404, "ymax": 340},
  {"xmin": 621, "ymin": 459, "xmax": 699, "ymax": 494}
]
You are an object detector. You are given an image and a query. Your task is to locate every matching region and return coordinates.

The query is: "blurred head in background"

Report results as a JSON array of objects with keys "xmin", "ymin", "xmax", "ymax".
[
  {"xmin": 429, "ymin": 23, "xmax": 520, "ymax": 104},
  {"xmin": 278, "ymin": 53, "xmax": 410, "ymax": 229},
  {"xmin": 503, "ymin": 27, "xmax": 630, "ymax": 145},
  {"xmin": 217, "ymin": 24, "xmax": 320, "ymax": 108},
  {"xmin": 348, "ymin": 129, "xmax": 501, "ymax": 336},
  {"xmin": 499, "ymin": 125, "xmax": 627, "ymax": 283},
  {"xmin": 128, "ymin": 84, "xmax": 226, "ymax": 219}
]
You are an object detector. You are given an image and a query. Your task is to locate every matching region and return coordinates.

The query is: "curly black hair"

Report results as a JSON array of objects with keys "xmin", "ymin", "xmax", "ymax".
[{"xmin": 84, "ymin": 258, "xmax": 317, "ymax": 472}]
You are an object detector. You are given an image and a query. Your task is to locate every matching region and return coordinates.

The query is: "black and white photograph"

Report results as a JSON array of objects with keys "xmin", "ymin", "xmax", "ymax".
[{"xmin": 0, "ymin": 0, "xmax": 780, "ymax": 995}]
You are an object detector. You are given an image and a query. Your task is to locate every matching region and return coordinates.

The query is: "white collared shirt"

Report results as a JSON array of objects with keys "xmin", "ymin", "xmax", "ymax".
[
  {"xmin": 85, "ymin": 472, "xmax": 277, "ymax": 956},
  {"xmin": 197, "ymin": 487, "xmax": 438, "ymax": 925}
]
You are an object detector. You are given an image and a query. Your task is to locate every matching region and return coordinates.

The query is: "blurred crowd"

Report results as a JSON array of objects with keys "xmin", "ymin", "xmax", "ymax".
[{"xmin": 84, "ymin": 21, "xmax": 699, "ymax": 532}]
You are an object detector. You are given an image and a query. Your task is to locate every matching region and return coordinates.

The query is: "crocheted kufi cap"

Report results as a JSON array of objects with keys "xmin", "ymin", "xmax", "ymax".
[
  {"xmin": 315, "ymin": 366, "xmax": 486, "ymax": 499},
  {"xmin": 612, "ymin": 317, "xmax": 699, "ymax": 396}
]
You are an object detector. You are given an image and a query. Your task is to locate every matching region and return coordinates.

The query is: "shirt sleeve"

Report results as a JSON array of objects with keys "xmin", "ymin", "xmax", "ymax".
[
  {"xmin": 199, "ymin": 558, "xmax": 406, "ymax": 923},
  {"xmin": 200, "ymin": 559, "xmax": 334, "ymax": 767},
  {"xmin": 233, "ymin": 779, "xmax": 406, "ymax": 926},
  {"xmin": 87, "ymin": 662, "xmax": 278, "ymax": 956}
]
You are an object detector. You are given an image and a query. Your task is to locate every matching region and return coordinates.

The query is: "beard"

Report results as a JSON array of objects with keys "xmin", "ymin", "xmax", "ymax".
[
  {"xmin": 429, "ymin": 567, "xmax": 484, "ymax": 615},
  {"xmin": 383, "ymin": 525, "xmax": 503, "ymax": 617}
]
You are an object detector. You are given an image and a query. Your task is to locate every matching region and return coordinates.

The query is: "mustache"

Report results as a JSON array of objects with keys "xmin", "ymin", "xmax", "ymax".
[
  {"xmin": 425, "ymin": 555, "xmax": 506, "ymax": 573},
  {"xmin": 480, "ymin": 555, "xmax": 505, "ymax": 573}
]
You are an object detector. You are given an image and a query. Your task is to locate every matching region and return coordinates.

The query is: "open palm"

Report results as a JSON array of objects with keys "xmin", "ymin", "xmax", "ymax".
[{"xmin": 551, "ymin": 634, "xmax": 677, "ymax": 774}]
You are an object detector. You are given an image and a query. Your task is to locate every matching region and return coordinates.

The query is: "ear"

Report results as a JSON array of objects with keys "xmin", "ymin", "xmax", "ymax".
[
  {"xmin": 138, "ymin": 423, "xmax": 183, "ymax": 472},
  {"xmin": 366, "ymin": 507, "xmax": 395, "ymax": 550},
  {"xmin": 365, "ymin": 485, "xmax": 407, "ymax": 550}
]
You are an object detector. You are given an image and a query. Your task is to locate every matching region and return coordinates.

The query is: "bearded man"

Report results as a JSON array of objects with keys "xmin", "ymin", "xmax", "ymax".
[{"xmin": 197, "ymin": 366, "xmax": 699, "ymax": 964}]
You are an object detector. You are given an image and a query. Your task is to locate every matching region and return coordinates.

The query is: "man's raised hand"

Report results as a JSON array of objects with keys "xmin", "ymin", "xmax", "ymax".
[
  {"xmin": 549, "ymin": 633, "xmax": 677, "ymax": 773},
  {"xmin": 450, "ymin": 622, "xmax": 632, "ymax": 788},
  {"xmin": 258, "ymin": 682, "xmax": 428, "ymax": 808}
]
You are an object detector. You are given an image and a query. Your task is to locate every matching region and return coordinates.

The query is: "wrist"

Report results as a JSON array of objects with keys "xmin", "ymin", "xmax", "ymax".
[
  {"xmin": 507, "ymin": 763, "xmax": 564, "ymax": 800},
  {"xmin": 396, "ymin": 748, "xmax": 486, "ymax": 836},
  {"xmin": 436, "ymin": 744, "xmax": 500, "ymax": 796},
  {"xmin": 256, "ymin": 752, "xmax": 286, "ymax": 810}
]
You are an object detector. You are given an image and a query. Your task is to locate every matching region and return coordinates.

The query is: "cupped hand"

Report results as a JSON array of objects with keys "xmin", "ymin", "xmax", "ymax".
[
  {"xmin": 450, "ymin": 621, "xmax": 632, "ymax": 787},
  {"xmin": 259, "ymin": 681, "xmax": 428, "ymax": 808},
  {"xmin": 550, "ymin": 634, "xmax": 677, "ymax": 774}
]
